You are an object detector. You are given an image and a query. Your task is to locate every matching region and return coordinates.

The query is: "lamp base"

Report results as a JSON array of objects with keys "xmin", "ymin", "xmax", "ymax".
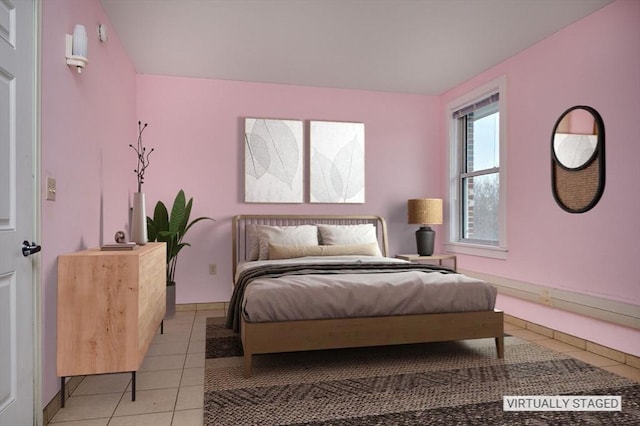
[{"xmin": 415, "ymin": 226, "xmax": 435, "ymax": 256}]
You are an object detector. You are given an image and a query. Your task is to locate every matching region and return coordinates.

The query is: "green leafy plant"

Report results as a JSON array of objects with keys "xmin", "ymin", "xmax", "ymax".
[{"xmin": 147, "ymin": 189, "xmax": 214, "ymax": 285}]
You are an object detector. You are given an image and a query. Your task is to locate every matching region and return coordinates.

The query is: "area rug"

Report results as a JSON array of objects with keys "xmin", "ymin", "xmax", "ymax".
[{"xmin": 204, "ymin": 317, "xmax": 640, "ymax": 425}]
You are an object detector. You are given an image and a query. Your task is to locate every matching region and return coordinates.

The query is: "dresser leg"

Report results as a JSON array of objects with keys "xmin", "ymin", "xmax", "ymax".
[
  {"xmin": 60, "ymin": 377, "xmax": 65, "ymax": 408},
  {"xmin": 131, "ymin": 371, "xmax": 136, "ymax": 401}
]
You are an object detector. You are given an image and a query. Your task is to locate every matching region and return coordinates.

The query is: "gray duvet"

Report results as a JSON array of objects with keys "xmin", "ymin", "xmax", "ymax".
[{"xmin": 226, "ymin": 256, "xmax": 497, "ymax": 333}]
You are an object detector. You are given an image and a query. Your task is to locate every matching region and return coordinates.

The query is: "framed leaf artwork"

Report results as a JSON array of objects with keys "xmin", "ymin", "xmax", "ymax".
[
  {"xmin": 244, "ymin": 118, "xmax": 304, "ymax": 203},
  {"xmin": 310, "ymin": 121, "xmax": 365, "ymax": 203}
]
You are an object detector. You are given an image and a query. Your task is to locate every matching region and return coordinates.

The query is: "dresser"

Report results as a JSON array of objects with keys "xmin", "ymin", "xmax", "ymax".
[{"xmin": 57, "ymin": 242, "xmax": 166, "ymax": 405}]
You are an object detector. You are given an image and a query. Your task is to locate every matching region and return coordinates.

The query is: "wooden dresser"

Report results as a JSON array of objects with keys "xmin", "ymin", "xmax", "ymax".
[{"xmin": 57, "ymin": 242, "xmax": 166, "ymax": 404}]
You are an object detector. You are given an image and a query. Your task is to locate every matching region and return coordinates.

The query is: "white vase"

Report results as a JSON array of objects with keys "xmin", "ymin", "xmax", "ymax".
[{"xmin": 131, "ymin": 192, "xmax": 147, "ymax": 245}]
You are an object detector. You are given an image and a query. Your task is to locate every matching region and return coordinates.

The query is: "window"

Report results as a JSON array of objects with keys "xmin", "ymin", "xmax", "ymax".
[{"xmin": 446, "ymin": 77, "xmax": 507, "ymax": 258}]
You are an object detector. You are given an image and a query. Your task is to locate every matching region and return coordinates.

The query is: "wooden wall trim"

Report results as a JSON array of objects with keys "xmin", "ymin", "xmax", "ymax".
[{"xmin": 460, "ymin": 269, "xmax": 640, "ymax": 330}]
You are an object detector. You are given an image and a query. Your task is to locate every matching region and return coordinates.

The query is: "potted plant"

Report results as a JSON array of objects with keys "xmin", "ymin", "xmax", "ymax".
[{"xmin": 147, "ymin": 189, "xmax": 214, "ymax": 318}]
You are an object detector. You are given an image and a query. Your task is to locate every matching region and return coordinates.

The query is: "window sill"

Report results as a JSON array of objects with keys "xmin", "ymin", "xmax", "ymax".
[{"xmin": 444, "ymin": 242, "xmax": 508, "ymax": 260}]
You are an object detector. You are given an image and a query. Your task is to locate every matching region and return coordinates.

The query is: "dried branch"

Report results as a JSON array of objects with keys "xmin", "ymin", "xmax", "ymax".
[{"xmin": 129, "ymin": 121, "xmax": 153, "ymax": 192}]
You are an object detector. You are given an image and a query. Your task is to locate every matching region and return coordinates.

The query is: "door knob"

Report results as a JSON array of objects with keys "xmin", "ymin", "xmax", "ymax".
[{"xmin": 22, "ymin": 241, "xmax": 41, "ymax": 257}]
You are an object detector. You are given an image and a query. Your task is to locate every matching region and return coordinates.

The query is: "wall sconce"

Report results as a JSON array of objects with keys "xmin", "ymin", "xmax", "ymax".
[{"xmin": 66, "ymin": 24, "xmax": 88, "ymax": 73}]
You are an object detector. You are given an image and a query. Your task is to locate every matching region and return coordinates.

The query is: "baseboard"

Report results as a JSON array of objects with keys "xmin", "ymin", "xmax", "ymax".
[
  {"xmin": 175, "ymin": 301, "xmax": 229, "ymax": 312},
  {"xmin": 42, "ymin": 376, "xmax": 83, "ymax": 425},
  {"xmin": 504, "ymin": 313, "xmax": 640, "ymax": 369},
  {"xmin": 460, "ymin": 269, "xmax": 640, "ymax": 330}
]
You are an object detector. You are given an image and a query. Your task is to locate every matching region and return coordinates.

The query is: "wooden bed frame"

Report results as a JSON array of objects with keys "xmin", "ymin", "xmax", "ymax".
[{"xmin": 232, "ymin": 214, "xmax": 504, "ymax": 377}]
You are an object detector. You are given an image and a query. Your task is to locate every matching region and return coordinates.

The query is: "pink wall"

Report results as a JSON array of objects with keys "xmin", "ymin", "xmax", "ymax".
[
  {"xmin": 41, "ymin": 0, "xmax": 137, "ymax": 407},
  {"xmin": 39, "ymin": 0, "xmax": 639, "ymax": 410},
  {"xmin": 136, "ymin": 76, "xmax": 442, "ymax": 304},
  {"xmin": 441, "ymin": 0, "xmax": 640, "ymax": 355}
]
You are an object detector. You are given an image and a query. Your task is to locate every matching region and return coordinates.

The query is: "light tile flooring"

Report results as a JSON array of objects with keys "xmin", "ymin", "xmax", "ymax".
[
  {"xmin": 48, "ymin": 311, "xmax": 640, "ymax": 425},
  {"xmin": 504, "ymin": 322, "xmax": 640, "ymax": 382},
  {"xmin": 48, "ymin": 309, "xmax": 224, "ymax": 426}
]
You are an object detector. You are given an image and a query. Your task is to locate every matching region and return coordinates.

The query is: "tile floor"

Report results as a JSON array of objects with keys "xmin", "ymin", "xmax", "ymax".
[
  {"xmin": 504, "ymin": 322, "xmax": 640, "ymax": 382},
  {"xmin": 47, "ymin": 311, "xmax": 640, "ymax": 425},
  {"xmin": 48, "ymin": 309, "xmax": 223, "ymax": 426}
]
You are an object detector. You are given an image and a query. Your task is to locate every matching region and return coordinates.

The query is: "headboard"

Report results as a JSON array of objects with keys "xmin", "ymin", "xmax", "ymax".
[{"xmin": 232, "ymin": 214, "xmax": 389, "ymax": 278}]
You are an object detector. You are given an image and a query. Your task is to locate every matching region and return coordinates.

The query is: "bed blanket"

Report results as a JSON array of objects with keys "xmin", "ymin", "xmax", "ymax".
[{"xmin": 225, "ymin": 262, "xmax": 461, "ymax": 333}]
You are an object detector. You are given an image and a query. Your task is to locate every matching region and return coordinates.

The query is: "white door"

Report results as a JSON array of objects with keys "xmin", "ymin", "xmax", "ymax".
[{"xmin": 0, "ymin": 0, "xmax": 37, "ymax": 425}]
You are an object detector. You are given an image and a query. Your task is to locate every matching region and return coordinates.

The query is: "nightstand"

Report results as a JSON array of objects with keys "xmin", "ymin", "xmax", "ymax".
[{"xmin": 396, "ymin": 254, "xmax": 457, "ymax": 271}]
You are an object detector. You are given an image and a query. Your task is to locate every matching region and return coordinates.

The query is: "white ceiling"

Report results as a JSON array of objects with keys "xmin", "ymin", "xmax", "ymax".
[{"xmin": 100, "ymin": 0, "xmax": 613, "ymax": 95}]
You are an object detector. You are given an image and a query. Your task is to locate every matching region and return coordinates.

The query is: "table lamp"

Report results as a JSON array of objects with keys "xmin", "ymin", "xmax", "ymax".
[{"xmin": 407, "ymin": 198, "xmax": 443, "ymax": 256}]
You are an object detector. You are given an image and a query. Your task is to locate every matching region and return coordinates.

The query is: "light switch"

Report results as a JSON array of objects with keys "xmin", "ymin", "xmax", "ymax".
[{"xmin": 46, "ymin": 177, "xmax": 56, "ymax": 201}]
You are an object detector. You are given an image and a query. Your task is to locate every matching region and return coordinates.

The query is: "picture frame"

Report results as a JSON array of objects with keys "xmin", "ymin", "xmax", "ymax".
[
  {"xmin": 309, "ymin": 120, "xmax": 365, "ymax": 203},
  {"xmin": 244, "ymin": 118, "xmax": 304, "ymax": 203}
]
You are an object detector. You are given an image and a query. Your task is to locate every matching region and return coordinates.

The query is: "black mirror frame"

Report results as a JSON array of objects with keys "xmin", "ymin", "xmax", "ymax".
[{"xmin": 551, "ymin": 105, "xmax": 605, "ymax": 213}]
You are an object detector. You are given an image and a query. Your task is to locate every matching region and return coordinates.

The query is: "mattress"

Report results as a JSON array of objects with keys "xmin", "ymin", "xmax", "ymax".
[{"xmin": 232, "ymin": 256, "xmax": 497, "ymax": 326}]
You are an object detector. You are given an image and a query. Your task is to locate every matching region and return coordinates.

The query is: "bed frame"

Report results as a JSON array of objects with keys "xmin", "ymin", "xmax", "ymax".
[{"xmin": 232, "ymin": 214, "xmax": 504, "ymax": 377}]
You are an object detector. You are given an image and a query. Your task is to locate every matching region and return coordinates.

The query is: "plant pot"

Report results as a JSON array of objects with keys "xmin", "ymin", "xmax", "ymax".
[{"xmin": 165, "ymin": 282, "xmax": 176, "ymax": 319}]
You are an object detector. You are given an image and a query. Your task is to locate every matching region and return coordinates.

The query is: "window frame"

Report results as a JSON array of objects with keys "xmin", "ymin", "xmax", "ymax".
[{"xmin": 445, "ymin": 76, "xmax": 508, "ymax": 259}]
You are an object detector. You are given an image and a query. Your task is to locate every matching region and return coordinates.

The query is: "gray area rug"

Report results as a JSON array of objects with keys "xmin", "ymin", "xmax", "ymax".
[{"xmin": 205, "ymin": 317, "xmax": 640, "ymax": 425}]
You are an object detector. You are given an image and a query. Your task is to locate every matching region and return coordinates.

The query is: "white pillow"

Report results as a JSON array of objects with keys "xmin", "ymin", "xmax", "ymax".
[
  {"xmin": 256, "ymin": 225, "xmax": 319, "ymax": 260},
  {"xmin": 317, "ymin": 224, "xmax": 382, "ymax": 256},
  {"xmin": 269, "ymin": 242, "xmax": 381, "ymax": 260}
]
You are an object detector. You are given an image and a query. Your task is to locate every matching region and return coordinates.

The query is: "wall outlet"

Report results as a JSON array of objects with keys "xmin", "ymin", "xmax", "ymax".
[
  {"xmin": 540, "ymin": 289, "xmax": 552, "ymax": 306},
  {"xmin": 209, "ymin": 264, "xmax": 217, "ymax": 275}
]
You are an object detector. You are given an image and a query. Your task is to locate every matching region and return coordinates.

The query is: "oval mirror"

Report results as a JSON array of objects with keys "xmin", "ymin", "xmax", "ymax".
[{"xmin": 551, "ymin": 105, "xmax": 605, "ymax": 213}]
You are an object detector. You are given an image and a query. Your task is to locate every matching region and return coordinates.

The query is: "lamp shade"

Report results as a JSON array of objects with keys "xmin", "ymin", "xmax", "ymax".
[
  {"xmin": 407, "ymin": 199, "xmax": 443, "ymax": 225},
  {"xmin": 72, "ymin": 24, "xmax": 88, "ymax": 57}
]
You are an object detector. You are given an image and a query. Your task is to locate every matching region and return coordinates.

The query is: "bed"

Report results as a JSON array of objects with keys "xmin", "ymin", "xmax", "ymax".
[{"xmin": 227, "ymin": 214, "xmax": 504, "ymax": 377}]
